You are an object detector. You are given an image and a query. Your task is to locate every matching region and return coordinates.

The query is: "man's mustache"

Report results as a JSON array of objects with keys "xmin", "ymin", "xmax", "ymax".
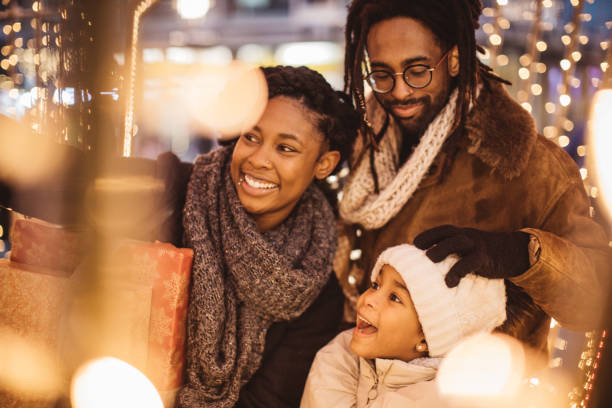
[{"xmin": 387, "ymin": 96, "xmax": 429, "ymax": 107}]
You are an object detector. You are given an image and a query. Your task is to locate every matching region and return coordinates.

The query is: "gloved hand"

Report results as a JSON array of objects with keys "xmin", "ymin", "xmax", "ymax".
[{"xmin": 413, "ymin": 225, "xmax": 530, "ymax": 287}]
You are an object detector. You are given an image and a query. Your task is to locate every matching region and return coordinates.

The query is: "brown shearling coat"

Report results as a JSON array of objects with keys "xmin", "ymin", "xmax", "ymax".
[{"xmin": 341, "ymin": 78, "xmax": 611, "ymax": 354}]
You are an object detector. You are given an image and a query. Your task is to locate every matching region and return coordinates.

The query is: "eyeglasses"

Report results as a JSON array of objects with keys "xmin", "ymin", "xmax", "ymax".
[{"xmin": 365, "ymin": 50, "xmax": 451, "ymax": 93}]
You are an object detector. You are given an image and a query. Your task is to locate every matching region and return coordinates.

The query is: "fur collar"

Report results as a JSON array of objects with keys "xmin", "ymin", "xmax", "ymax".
[{"xmin": 463, "ymin": 78, "xmax": 538, "ymax": 180}]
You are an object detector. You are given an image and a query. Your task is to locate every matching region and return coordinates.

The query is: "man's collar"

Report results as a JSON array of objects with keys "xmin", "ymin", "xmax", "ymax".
[{"xmin": 463, "ymin": 79, "xmax": 538, "ymax": 180}]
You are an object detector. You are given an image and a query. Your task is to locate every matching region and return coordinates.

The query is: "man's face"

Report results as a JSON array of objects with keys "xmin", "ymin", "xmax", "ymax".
[{"xmin": 366, "ymin": 17, "xmax": 455, "ymax": 138}]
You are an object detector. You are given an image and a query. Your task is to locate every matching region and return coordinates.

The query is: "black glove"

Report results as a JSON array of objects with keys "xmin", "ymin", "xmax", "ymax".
[{"xmin": 413, "ymin": 225, "xmax": 530, "ymax": 288}]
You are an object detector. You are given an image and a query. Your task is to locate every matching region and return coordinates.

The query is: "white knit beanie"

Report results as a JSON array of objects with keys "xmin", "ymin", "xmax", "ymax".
[{"xmin": 371, "ymin": 244, "xmax": 507, "ymax": 358}]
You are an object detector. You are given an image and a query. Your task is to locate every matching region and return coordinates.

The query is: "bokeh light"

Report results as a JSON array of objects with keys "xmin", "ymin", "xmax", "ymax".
[
  {"xmin": 176, "ymin": 0, "xmax": 210, "ymax": 20},
  {"xmin": 185, "ymin": 60, "xmax": 268, "ymax": 138},
  {"xmin": 0, "ymin": 328, "xmax": 64, "ymax": 400},
  {"xmin": 71, "ymin": 357, "xmax": 163, "ymax": 408},
  {"xmin": 587, "ymin": 89, "xmax": 612, "ymax": 220},
  {"xmin": 437, "ymin": 333, "xmax": 525, "ymax": 407}
]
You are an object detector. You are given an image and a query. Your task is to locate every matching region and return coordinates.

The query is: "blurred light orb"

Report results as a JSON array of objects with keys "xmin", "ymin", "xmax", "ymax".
[
  {"xmin": 489, "ymin": 34, "xmax": 502, "ymax": 47},
  {"xmin": 559, "ymin": 94, "xmax": 571, "ymax": 107},
  {"xmin": 437, "ymin": 332, "xmax": 525, "ymax": 407},
  {"xmin": 560, "ymin": 59, "xmax": 571, "ymax": 71},
  {"xmin": 521, "ymin": 102, "xmax": 532, "ymax": 113},
  {"xmin": 496, "ymin": 54, "xmax": 509, "ymax": 66},
  {"xmin": 0, "ymin": 328, "xmax": 63, "ymax": 399},
  {"xmin": 186, "ymin": 60, "xmax": 268, "ymax": 138},
  {"xmin": 0, "ymin": 114, "xmax": 66, "ymax": 185},
  {"xmin": 71, "ymin": 357, "xmax": 163, "ymax": 408},
  {"xmin": 587, "ymin": 89, "xmax": 612, "ymax": 219},
  {"xmin": 531, "ymin": 84, "xmax": 542, "ymax": 96},
  {"xmin": 176, "ymin": 0, "xmax": 210, "ymax": 20},
  {"xmin": 275, "ymin": 41, "xmax": 343, "ymax": 66},
  {"xmin": 536, "ymin": 41, "xmax": 547, "ymax": 52}
]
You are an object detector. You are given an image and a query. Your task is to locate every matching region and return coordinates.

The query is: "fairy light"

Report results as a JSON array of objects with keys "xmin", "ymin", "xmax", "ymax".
[
  {"xmin": 123, "ymin": 0, "xmax": 161, "ymax": 157},
  {"xmin": 481, "ymin": 2, "xmax": 509, "ymax": 70},
  {"xmin": 570, "ymin": 331, "xmax": 608, "ymax": 408},
  {"xmin": 551, "ymin": 0, "xmax": 585, "ymax": 147},
  {"xmin": 517, "ymin": 0, "xmax": 546, "ymax": 107}
]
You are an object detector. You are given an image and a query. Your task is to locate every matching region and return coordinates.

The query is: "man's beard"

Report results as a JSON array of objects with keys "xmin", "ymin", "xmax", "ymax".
[{"xmin": 382, "ymin": 89, "xmax": 450, "ymax": 142}]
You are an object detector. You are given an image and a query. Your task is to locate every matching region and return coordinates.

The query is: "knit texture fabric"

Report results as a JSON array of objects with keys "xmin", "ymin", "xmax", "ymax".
[
  {"xmin": 371, "ymin": 244, "xmax": 506, "ymax": 357},
  {"xmin": 178, "ymin": 146, "xmax": 337, "ymax": 408},
  {"xmin": 339, "ymin": 90, "xmax": 458, "ymax": 230}
]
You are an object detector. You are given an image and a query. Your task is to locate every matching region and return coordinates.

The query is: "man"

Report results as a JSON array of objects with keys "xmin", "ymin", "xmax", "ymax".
[{"xmin": 336, "ymin": 0, "xmax": 611, "ymax": 354}]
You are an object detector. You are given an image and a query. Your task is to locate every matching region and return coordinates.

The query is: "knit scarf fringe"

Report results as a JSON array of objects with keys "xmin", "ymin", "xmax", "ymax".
[
  {"xmin": 178, "ymin": 146, "xmax": 336, "ymax": 408},
  {"xmin": 339, "ymin": 90, "xmax": 458, "ymax": 230}
]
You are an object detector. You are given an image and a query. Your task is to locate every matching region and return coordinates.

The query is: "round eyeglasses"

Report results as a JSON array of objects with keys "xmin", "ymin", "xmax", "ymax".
[{"xmin": 365, "ymin": 50, "xmax": 451, "ymax": 93}]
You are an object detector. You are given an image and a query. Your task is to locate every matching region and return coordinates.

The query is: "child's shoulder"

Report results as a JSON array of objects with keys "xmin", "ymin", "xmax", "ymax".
[{"xmin": 317, "ymin": 329, "xmax": 354, "ymax": 357}]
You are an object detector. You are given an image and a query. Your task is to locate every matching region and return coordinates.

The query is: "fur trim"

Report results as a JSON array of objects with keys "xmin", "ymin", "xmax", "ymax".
[{"xmin": 464, "ymin": 79, "xmax": 538, "ymax": 180}]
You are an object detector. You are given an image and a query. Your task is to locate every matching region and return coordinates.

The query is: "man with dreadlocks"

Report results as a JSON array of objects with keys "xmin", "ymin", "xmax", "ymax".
[{"xmin": 337, "ymin": 0, "xmax": 611, "ymax": 355}]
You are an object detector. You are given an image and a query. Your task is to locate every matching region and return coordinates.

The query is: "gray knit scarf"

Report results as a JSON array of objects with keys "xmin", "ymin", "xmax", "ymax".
[{"xmin": 177, "ymin": 146, "xmax": 337, "ymax": 408}]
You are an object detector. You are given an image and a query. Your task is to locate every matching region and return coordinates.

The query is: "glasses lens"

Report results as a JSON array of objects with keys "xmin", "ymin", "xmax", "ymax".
[
  {"xmin": 367, "ymin": 71, "xmax": 394, "ymax": 93},
  {"xmin": 404, "ymin": 65, "xmax": 432, "ymax": 89}
]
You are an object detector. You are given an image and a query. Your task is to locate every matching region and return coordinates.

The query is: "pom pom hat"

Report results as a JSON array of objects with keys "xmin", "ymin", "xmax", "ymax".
[{"xmin": 371, "ymin": 244, "xmax": 507, "ymax": 357}]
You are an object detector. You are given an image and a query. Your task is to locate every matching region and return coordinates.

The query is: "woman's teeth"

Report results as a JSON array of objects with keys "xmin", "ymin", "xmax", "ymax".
[{"xmin": 244, "ymin": 174, "xmax": 278, "ymax": 189}]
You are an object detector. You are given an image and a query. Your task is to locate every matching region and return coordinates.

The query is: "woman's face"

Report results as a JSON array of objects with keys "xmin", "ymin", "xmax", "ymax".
[{"xmin": 230, "ymin": 96, "xmax": 339, "ymax": 231}]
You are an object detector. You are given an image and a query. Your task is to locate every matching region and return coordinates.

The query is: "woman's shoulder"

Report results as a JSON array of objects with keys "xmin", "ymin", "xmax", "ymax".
[{"xmin": 192, "ymin": 145, "xmax": 233, "ymax": 168}]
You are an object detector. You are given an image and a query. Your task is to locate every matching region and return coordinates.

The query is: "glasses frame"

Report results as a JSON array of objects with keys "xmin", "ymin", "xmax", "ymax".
[{"xmin": 365, "ymin": 49, "xmax": 451, "ymax": 93}]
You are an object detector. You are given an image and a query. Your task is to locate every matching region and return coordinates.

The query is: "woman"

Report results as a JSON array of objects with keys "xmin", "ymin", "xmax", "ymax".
[{"xmin": 176, "ymin": 66, "xmax": 359, "ymax": 407}]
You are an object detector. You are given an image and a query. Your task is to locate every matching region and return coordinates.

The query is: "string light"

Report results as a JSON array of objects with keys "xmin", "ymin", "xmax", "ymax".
[
  {"xmin": 481, "ymin": 2, "xmax": 509, "ymax": 71},
  {"xmin": 517, "ymin": 0, "xmax": 546, "ymax": 108},
  {"xmin": 551, "ymin": 0, "xmax": 585, "ymax": 146},
  {"xmin": 124, "ymin": 0, "xmax": 161, "ymax": 157}
]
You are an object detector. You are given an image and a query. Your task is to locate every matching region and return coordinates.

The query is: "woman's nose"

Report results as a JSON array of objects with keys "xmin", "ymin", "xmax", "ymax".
[{"xmin": 248, "ymin": 146, "xmax": 272, "ymax": 169}]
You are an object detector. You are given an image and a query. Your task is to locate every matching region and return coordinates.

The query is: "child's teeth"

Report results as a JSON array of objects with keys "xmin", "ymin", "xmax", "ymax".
[{"xmin": 244, "ymin": 174, "xmax": 277, "ymax": 189}]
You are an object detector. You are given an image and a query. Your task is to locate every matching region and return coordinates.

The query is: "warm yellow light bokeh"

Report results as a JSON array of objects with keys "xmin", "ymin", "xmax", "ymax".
[
  {"xmin": 71, "ymin": 357, "xmax": 163, "ymax": 408},
  {"xmin": 587, "ymin": 89, "xmax": 612, "ymax": 221},
  {"xmin": 0, "ymin": 328, "xmax": 64, "ymax": 400},
  {"xmin": 437, "ymin": 332, "xmax": 525, "ymax": 407}
]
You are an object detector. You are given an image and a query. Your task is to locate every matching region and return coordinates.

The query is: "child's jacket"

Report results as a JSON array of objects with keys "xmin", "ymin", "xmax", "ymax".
[{"xmin": 301, "ymin": 330, "xmax": 449, "ymax": 408}]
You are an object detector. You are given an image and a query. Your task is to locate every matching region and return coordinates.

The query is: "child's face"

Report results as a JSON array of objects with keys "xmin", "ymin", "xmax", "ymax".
[
  {"xmin": 350, "ymin": 264, "xmax": 426, "ymax": 361},
  {"xmin": 230, "ymin": 96, "xmax": 339, "ymax": 231}
]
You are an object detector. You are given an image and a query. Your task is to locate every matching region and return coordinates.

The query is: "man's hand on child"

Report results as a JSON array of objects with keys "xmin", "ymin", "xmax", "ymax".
[{"xmin": 413, "ymin": 225, "xmax": 530, "ymax": 287}]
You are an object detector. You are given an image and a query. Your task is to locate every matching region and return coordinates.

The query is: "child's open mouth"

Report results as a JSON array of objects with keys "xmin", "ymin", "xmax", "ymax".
[{"xmin": 355, "ymin": 315, "xmax": 377, "ymax": 336}]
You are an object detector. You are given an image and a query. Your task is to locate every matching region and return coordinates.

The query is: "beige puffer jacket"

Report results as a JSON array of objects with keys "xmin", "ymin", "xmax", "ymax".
[{"xmin": 301, "ymin": 330, "xmax": 448, "ymax": 408}]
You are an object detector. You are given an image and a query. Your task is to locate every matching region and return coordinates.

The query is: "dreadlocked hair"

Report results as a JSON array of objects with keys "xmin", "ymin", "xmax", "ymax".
[
  {"xmin": 344, "ymin": 0, "xmax": 509, "ymax": 151},
  {"xmin": 261, "ymin": 65, "xmax": 361, "ymax": 209}
]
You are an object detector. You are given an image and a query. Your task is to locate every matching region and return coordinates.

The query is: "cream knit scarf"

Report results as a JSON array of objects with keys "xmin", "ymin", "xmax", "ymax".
[{"xmin": 339, "ymin": 89, "xmax": 458, "ymax": 230}]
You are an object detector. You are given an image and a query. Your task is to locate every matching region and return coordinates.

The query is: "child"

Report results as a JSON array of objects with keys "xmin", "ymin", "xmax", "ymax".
[{"xmin": 301, "ymin": 244, "xmax": 506, "ymax": 407}]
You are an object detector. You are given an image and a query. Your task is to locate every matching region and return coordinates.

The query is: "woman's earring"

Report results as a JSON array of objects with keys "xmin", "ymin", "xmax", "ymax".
[{"xmin": 416, "ymin": 342, "xmax": 427, "ymax": 353}]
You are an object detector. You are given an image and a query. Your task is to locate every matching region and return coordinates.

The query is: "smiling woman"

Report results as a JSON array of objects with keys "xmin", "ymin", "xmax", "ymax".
[{"xmin": 177, "ymin": 65, "xmax": 360, "ymax": 408}]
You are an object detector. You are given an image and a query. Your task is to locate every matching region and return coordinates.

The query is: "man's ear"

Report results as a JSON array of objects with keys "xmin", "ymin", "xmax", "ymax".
[
  {"xmin": 314, "ymin": 150, "xmax": 341, "ymax": 180},
  {"xmin": 448, "ymin": 45, "xmax": 460, "ymax": 77}
]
